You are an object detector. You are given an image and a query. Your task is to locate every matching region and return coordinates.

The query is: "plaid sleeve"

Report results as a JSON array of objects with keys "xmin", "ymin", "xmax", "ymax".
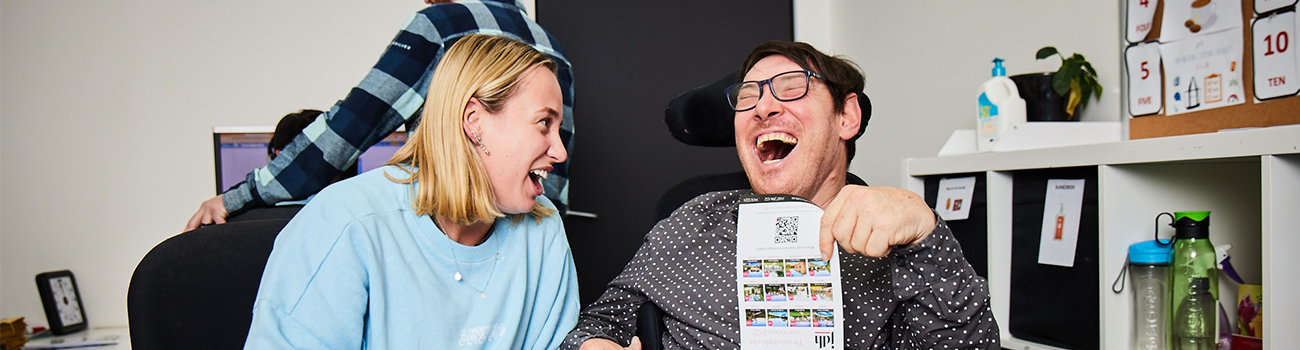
[{"xmin": 224, "ymin": 1, "xmax": 574, "ymax": 215}]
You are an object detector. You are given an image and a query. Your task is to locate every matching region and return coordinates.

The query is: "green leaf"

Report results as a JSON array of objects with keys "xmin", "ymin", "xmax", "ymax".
[
  {"xmin": 1062, "ymin": 59, "xmax": 1082, "ymax": 76},
  {"xmin": 1081, "ymin": 61, "xmax": 1098, "ymax": 77},
  {"xmin": 1052, "ymin": 71, "xmax": 1071, "ymax": 96},
  {"xmin": 1036, "ymin": 46, "xmax": 1060, "ymax": 60}
]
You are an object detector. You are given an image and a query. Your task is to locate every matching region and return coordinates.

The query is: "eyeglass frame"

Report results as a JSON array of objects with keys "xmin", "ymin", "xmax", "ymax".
[{"xmin": 724, "ymin": 70, "xmax": 825, "ymax": 112}]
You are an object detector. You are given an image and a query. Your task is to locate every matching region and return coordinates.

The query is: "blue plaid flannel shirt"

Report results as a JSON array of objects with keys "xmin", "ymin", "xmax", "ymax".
[{"xmin": 223, "ymin": 0, "xmax": 574, "ymax": 215}]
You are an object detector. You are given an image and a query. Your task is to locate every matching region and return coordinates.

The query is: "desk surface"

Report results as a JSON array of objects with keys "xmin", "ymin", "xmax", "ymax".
[{"xmin": 25, "ymin": 327, "xmax": 130, "ymax": 350}]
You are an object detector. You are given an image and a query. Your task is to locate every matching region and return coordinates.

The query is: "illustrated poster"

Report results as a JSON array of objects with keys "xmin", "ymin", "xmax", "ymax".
[{"xmin": 1159, "ymin": 27, "xmax": 1246, "ymax": 115}]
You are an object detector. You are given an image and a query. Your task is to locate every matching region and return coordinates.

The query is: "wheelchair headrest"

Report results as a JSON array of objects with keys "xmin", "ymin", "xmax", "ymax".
[{"xmin": 664, "ymin": 71, "xmax": 871, "ymax": 147}]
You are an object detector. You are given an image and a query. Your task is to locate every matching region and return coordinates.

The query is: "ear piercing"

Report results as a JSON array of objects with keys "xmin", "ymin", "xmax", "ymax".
[{"xmin": 470, "ymin": 131, "xmax": 490, "ymax": 156}]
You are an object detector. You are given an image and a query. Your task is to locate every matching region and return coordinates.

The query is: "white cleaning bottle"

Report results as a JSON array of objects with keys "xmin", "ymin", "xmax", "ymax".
[{"xmin": 976, "ymin": 58, "xmax": 1026, "ymax": 152}]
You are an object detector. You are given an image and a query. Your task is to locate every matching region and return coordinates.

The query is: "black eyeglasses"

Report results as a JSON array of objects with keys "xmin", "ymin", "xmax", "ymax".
[{"xmin": 725, "ymin": 70, "xmax": 824, "ymax": 112}]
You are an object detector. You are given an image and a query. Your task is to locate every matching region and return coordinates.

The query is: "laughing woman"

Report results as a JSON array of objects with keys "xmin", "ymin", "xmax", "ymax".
[{"xmin": 245, "ymin": 34, "xmax": 578, "ymax": 349}]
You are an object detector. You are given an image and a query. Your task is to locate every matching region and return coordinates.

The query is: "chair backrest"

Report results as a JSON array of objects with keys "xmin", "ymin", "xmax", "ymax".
[{"xmin": 127, "ymin": 217, "xmax": 290, "ymax": 350}]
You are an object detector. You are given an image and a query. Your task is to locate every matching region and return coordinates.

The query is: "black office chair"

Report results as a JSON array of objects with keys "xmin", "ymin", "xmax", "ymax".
[
  {"xmin": 639, "ymin": 71, "xmax": 871, "ymax": 347},
  {"xmin": 127, "ymin": 208, "xmax": 297, "ymax": 350}
]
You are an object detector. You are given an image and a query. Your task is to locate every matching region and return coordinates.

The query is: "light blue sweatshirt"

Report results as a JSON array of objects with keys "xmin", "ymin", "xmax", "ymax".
[{"xmin": 245, "ymin": 165, "xmax": 580, "ymax": 349}]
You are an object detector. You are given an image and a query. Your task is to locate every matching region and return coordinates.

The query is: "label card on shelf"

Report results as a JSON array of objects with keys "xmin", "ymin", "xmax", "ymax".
[
  {"xmin": 1128, "ymin": 0, "xmax": 1159, "ymax": 43},
  {"xmin": 934, "ymin": 177, "xmax": 977, "ymax": 221},
  {"xmin": 1038, "ymin": 179, "xmax": 1086, "ymax": 268},
  {"xmin": 1161, "ymin": 0, "xmax": 1244, "ymax": 42},
  {"xmin": 1253, "ymin": 11, "xmax": 1300, "ymax": 100},
  {"xmin": 1127, "ymin": 42, "xmax": 1165, "ymax": 115},
  {"xmin": 1256, "ymin": 0, "xmax": 1297, "ymax": 14},
  {"xmin": 1159, "ymin": 27, "xmax": 1246, "ymax": 115}
]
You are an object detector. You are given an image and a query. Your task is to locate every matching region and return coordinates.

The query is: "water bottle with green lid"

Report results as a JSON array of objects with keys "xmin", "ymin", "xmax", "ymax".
[{"xmin": 1167, "ymin": 211, "xmax": 1218, "ymax": 349}]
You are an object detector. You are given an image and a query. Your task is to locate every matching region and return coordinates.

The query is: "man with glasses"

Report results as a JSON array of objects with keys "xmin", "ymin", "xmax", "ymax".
[{"xmin": 564, "ymin": 41, "xmax": 999, "ymax": 349}]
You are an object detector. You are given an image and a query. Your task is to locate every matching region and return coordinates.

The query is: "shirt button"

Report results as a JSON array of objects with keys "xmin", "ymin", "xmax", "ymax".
[{"xmin": 896, "ymin": 259, "xmax": 906, "ymax": 268}]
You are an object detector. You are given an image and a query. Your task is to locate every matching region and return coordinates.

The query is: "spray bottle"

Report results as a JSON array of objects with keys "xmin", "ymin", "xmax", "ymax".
[{"xmin": 976, "ymin": 58, "xmax": 1027, "ymax": 152}]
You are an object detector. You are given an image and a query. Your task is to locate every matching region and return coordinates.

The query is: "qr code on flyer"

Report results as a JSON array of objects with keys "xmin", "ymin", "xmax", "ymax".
[{"xmin": 774, "ymin": 216, "xmax": 798, "ymax": 244}]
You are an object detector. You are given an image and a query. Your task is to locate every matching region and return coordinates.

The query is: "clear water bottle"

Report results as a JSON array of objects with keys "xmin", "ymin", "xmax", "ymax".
[
  {"xmin": 1173, "ymin": 277, "xmax": 1216, "ymax": 350},
  {"xmin": 1129, "ymin": 240, "xmax": 1171, "ymax": 350}
]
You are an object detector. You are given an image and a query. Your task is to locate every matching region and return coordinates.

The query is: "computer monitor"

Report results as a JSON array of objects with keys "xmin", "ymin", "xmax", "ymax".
[
  {"xmin": 356, "ymin": 132, "xmax": 408, "ymax": 174},
  {"xmin": 213, "ymin": 126, "xmax": 407, "ymax": 194}
]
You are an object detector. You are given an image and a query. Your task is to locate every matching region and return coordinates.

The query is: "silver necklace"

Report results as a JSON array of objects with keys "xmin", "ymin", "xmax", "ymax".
[{"xmin": 437, "ymin": 218, "xmax": 500, "ymax": 299}]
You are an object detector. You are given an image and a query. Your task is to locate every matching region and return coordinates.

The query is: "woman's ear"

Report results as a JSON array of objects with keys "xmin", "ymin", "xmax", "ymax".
[{"xmin": 463, "ymin": 97, "xmax": 483, "ymax": 139}]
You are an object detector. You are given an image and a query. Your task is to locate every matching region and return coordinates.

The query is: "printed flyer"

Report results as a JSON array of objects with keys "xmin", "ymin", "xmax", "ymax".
[{"xmin": 736, "ymin": 194, "xmax": 844, "ymax": 350}]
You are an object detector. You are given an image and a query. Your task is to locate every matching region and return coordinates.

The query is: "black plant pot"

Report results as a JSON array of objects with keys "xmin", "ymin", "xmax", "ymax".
[{"xmin": 1011, "ymin": 72, "xmax": 1073, "ymax": 121}]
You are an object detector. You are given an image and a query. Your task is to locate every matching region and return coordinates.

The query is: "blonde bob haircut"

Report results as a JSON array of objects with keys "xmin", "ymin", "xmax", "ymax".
[{"xmin": 387, "ymin": 34, "xmax": 558, "ymax": 225}]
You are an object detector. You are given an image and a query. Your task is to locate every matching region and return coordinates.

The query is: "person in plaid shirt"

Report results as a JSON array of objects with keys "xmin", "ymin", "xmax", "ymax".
[{"xmin": 186, "ymin": 0, "xmax": 574, "ymax": 230}]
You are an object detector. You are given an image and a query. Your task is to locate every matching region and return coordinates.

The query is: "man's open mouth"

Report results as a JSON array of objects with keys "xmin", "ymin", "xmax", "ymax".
[{"xmin": 756, "ymin": 133, "xmax": 797, "ymax": 164}]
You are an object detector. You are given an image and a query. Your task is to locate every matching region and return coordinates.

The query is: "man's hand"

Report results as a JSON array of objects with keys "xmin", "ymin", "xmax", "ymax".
[
  {"xmin": 185, "ymin": 195, "xmax": 228, "ymax": 231},
  {"xmin": 818, "ymin": 185, "xmax": 936, "ymax": 260},
  {"xmin": 579, "ymin": 336, "xmax": 642, "ymax": 350}
]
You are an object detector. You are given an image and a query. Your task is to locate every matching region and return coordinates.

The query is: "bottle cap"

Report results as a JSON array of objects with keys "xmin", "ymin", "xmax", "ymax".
[
  {"xmin": 1128, "ymin": 240, "xmax": 1172, "ymax": 264},
  {"xmin": 1173, "ymin": 211, "xmax": 1211, "ymax": 239},
  {"xmin": 991, "ymin": 58, "xmax": 1006, "ymax": 77},
  {"xmin": 1174, "ymin": 211, "xmax": 1210, "ymax": 222}
]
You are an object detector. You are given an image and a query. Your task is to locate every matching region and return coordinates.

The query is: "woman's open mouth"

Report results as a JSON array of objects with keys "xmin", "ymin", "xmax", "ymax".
[
  {"xmin": 756, "ymin": 133, "xmax": 797, "ymax": 164},
  {"xmin": 528, "ymin": 169, "xmax": 549, "ymax": 194}
]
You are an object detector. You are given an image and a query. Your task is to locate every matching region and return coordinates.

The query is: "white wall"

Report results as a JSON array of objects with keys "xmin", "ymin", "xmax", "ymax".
[
  {"xmin": 1, "ymin": 0, "xmax": 1120, "ymax": 329},
  {"xmin": 799, "ymin": 1, "xmax": 1122, "ymax": 188},
  {"xmin": 1, "ymin": 0, "xmax": 427, "ymax": 327}
]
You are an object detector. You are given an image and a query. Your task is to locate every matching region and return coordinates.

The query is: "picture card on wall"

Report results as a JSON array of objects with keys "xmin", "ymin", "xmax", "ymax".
[
  {"xmin": 1127, "ymin": 42, "xmax": 1165, "ymax": 115},
  {"xmin": 1161, "ymin": 0, "xmax": 1244, "ymax": 42},
  {"xmin": 1128, "ymin": 0, "xmax": 1160, "ymax": 43},
  {"xmin": 1159, "ymin": 27, "xmax": 1246, "ymax": 115},
  {"xmin": 1252, "ymin": 10, "xmax": 1300, "ymax": 100}
]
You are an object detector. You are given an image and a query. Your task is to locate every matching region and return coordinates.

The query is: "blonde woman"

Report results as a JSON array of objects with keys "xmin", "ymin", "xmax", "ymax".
[{"xmin": 245, "ymin": 34, "xmax": 578, "ymax": 349}]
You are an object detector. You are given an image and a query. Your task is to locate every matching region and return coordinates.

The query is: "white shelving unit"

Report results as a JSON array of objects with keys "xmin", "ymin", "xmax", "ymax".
[{"xmin": 903, "ymin": 125, "xmax": 1300, "ymax": 350}]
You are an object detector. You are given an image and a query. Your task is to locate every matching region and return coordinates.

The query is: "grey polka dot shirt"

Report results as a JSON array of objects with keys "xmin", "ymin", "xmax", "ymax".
[{"xmin": 563, "ymin": 190, "xmax": 1000, "ymax": 349}]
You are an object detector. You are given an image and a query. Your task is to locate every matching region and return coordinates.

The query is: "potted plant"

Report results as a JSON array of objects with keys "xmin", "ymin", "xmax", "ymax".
[{"xmin": 1012, "ymin": 47, "xmax": 1104, "ymax": 121}]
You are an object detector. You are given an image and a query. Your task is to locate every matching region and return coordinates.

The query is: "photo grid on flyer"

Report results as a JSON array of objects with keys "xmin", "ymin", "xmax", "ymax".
[{"xmin": 735, "ymin": 194, "xmax": 845, "ymax": 350}]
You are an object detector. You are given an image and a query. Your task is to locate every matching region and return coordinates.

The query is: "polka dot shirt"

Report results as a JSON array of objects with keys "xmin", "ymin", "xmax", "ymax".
[{"xmin": 563, "ymin": 190, "xmax": 1001, "ymax": 349}]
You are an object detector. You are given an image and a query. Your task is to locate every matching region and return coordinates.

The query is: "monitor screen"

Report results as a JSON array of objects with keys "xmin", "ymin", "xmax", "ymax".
[
  {"xmin": 356, "ymin": 132, "xmax": 408, "ymax": 173},
  {"xmin": 214, "ymin": 132, "xmax": 272, "ymax": 194},
  {"xmin": 214, "ymin": 129, "xmax": 407, "ymax": 194}
]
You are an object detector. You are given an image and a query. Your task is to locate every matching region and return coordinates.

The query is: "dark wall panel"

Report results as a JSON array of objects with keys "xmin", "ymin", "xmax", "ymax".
[{"xmin": 538, "ymin": 0, "xmax": 793, "ymax": 305}]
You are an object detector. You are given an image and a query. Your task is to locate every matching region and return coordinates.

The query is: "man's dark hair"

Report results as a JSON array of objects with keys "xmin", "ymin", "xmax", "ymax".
[
  {"xmin": 268, "ymin": 109, "xmax": 359, "ymax": 179},
  {"xmin": 269, "ymin": 109, "xmax": 324, "ymax": 157},
  {"xmin": 737, "ymin": 41, "xmax": 867, "ymax": 165}
]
